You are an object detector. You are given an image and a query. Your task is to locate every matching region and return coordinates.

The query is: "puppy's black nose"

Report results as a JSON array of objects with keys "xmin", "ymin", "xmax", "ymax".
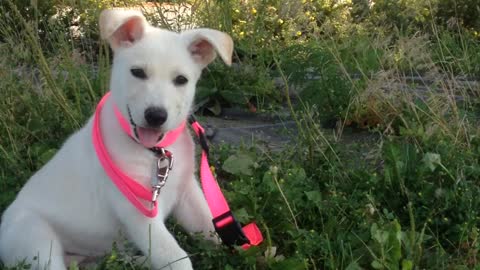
[{"xmin": 144, "ymin": 107, "xmax": 168, "ymax": 127}]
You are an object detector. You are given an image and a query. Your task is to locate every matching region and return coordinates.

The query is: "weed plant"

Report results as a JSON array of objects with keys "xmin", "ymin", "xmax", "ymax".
[{"xmin": 1, "ymin": 0, "xmax": 480, "ymax": 269}]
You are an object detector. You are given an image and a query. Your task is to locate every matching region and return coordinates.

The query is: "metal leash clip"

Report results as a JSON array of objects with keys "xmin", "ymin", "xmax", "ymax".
[{"xmin": 151, "ymin": 148, "xmax": 174, "ymax": 204}]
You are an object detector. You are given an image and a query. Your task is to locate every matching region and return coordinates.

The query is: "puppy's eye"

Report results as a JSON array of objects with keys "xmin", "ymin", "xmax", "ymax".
[
  {"xmin": 130, "ymin": 68, "xmax": 147, "ymax": 80},
  {"xmin": 173, "ymin": 75, "xmax": 188, "ymax": 86}
]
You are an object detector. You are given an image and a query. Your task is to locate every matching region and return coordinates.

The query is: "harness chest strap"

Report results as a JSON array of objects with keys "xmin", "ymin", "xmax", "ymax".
[
  {"xmin": 93, "ymin": 93, "xmax": 158, "ymax": 217},
  {"xmin": 92, "ymin": 92, "xmax": 263, "ymax": 249}
]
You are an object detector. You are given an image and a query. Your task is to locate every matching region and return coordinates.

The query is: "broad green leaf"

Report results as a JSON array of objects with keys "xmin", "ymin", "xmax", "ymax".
[
  {"xmin": 371, "ymin": 223, "xmax": 388, "ymax": 245},
  {"xmin": 220, "ymin": 89, "xmax": 247, "ymax": 105},
  {"xmin": 346, "ymin": 261, "xmax": 363, "ymax": 270},
  {"xmin": 305, "ymin": 190, "xmax": 322, "ymax": 209},
  {"xmin": 371, "ymin": 260, "xmax": 384, "ymax": 269},
  {"xmin": 401, "ymin": 260, "xmax": 413, "ymax": 270},
  {"xmin": 195, "ymin": 86, "xmax": 218, "ymax": 102},
  {"xmin": 422, "ymin": 152, "xmax": 441, "ymax": 172},
  {"xmin": 387, "ymin": 220, "xmax": 402, "ymax": 266},
  {"xmin": 206, "ymin": 99, "xmax": 222, "ymax": 116},
  {"xmin": 38, "ymin": 148, "xmax": 57, "ymax": 164},
  {"xmin": 233, "ymin": 208, "xmax": 250, "ymax": 223},
  {"xmin": 222, "ymin": 153, "xmax": 255, "ymax": 176}
]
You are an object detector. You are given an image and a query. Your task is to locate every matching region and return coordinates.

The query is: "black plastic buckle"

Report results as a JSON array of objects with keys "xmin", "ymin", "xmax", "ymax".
[
  {"xmin": 213, "ymin": 211, "xmax": 249, "ymax": 246},
  {"xmin": 198, "ymin": 131, "xmax": 210, "ymax": 156},
  {"xmin": 188, "ymin": 115, "xmax": 210, "ymax": 156},
  {"xmin": 188, "ymin": 115, "xmax": 197, "ymax": 125}
]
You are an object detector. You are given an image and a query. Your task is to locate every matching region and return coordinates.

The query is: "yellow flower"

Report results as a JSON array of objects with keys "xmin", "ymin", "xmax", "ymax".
[
  {"xmin": 239, "ymin": 20, "xmax": 247, "ymax": 24},
  {"xmin": 251, "ymin": 7, "xmax": 257, "ymax": 15},
  {"xmin": 239, "ymin": 31, "xmax": 245, "ymax": 37},
  {"xmin": 296, "ymin": 31, "xmax": 302, "ymax": 36},
  {"xmin": 277, "ymin": 18, "xmax": 284, "ymax": 25},
  {"xmin": 305, "ymin": 11, "xmax": 311, "ymax": 16},
  {"xmin": 310, "ymin": 16, "xmax": 315, "ymax": 21},
  {"xmin": 234, "ymin": 9, "xmax": 240, "ymax": 13},
  {"xmin": 302, "ymin": 0, "xmax": 307, "ymax": 3}
]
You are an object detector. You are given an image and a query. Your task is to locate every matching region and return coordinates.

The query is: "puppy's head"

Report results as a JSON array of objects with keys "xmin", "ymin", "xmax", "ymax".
[{"xmin": 99, "ymin": 9, "xmax": 233, "ymax": 148}]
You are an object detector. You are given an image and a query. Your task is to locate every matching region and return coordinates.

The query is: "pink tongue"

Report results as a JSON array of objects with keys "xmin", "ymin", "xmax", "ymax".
[{"xmin": 137, "ymin": 127, "xmax": 163, "ymax": 148}]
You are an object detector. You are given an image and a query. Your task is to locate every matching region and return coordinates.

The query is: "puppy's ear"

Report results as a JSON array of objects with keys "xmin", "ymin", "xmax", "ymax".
[
  {"xmin": 99, "ymin": 9, "xmax": 147, "ymax": 50},
  {"xmin": 182, "ymin": 29, "xmax": 234, "ymax": 67}
]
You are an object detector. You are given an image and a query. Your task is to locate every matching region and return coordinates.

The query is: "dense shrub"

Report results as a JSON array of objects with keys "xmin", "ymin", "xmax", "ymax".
[
  {"xmin": 436, "ymin": 0, "xmax": 480, "ymax": 30},
  {"xmin": 278, "ymin": 43, "xmax": 353, "ymax": 126}
]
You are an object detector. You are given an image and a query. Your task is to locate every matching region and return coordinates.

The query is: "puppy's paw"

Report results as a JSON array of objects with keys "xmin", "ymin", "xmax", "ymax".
[{"xmin": 205, "ymin": 231, "xmax": 221, "ymax": 245}]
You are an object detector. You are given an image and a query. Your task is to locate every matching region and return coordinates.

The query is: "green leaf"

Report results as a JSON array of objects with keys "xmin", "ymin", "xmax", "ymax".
[
  {"xmin": 371, "ymin": 223, "xmax": 388, "ymax": 245},
  {"xmin": 263, "ymin": 171, "xmax": 277, "ymax": 191},
  {"xmin": 224, "ymin": 265, "xmax": 235, "ymax": 270},
  {"xmin": 305, "ymin": 190, "xmax": 322, "ymax": 209},
  {"xmin": 195, "ymin": 86, "xmax": 218, "ymax": 102},
  {"xmin": 68, "ymin": 260, "xmax": 80, "ymax": 270},
  {"xmin": 346, "ymin": 261, "xmax": 363, "ymax": 270},
  {"xmin": 271, "ymin": 258, "xmax": 306, "ymax": 270},
  {"xmin": 386, "ymin": 220, "xmax": 402, "ymax": 265},
  {"xmin": 371, "ymin": 260, "xmax": 384, "ymax": 269},
  {"xmin": 28, "ymin": 117, "xmax": 45, "ymax": 134},
  {"xmin": 286, "ymin": 167, "xmax": 306, "ymax": 182},
  {"xmin": 38, "ymin": 148, "xmax": 57, "ymax": 165},
  {"xmin": 401, "ymin": 260, "xmax": 413, "ymax": 270},
  {"xmin": 220, "ymin": 89, "xmax": 247, "ymax": 105},
  {"xmin": 422, "ymin": 152, "xmax": 441, "ymax": 172},
  {"xmin": 233, "ymin": 208, "xmax": 250, "ymax": 223},
  {"xmin": 222, "ymin": 153, "xmax": 255, "ymax": 176},
  {"xmin": 206, "ymin": 98, "xmax": 222, "ymax": 116}
]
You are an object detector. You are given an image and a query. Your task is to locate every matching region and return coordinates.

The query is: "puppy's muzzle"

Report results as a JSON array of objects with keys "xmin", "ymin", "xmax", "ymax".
[{"xmin": 144, "ymin": 106, "xmax": 168, "ymax": 128}]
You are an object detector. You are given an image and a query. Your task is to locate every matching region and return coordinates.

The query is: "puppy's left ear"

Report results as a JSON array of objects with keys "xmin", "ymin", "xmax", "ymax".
[{"xmin": 182, "ymin": 28, "xmax": 234, "ymax": 67}]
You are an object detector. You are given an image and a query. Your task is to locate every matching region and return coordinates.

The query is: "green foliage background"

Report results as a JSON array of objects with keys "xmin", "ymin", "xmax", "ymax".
[{"xmin": 1, "ymin": 0, "xmax": 480, "ymax": 269}]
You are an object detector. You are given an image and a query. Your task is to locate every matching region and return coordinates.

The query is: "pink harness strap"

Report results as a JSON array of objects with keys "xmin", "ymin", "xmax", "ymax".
[
  {"xmin": 93, "ymin": 93, "xmax": 159, "ymax": 217},
  {"xmin": 93, "ymin": 92, "xmax": 263, "ymax": 249},
  {"xmin": 190, "ymin": 119, "xmax": 263, "ymax": 249}
]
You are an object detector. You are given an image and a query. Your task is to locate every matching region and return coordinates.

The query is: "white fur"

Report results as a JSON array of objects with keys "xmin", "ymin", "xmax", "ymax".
[{"xmin": 0, "ymin": 9, "xmax": 233, "ymax": 270}]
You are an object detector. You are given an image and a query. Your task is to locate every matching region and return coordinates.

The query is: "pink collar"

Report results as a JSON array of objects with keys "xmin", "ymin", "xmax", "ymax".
[{"xmin": 92, "ymin": 91, "xmax": 263, "ymax": 248}]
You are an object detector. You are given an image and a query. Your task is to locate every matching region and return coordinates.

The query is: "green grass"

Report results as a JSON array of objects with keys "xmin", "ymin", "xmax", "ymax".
[{"xmin": 1, "ymin": 0, "xmax": 480, "ymax": 269}]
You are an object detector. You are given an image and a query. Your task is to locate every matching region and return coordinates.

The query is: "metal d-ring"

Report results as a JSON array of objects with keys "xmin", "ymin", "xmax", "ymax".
[{"xmin": 151, "ymin": 148, "xmax": 174, "ymax": 204}]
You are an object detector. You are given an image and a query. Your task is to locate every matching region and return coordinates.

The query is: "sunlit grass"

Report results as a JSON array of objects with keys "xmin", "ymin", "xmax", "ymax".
[{"xmin": 1, "ymin": 0, "xmax": 480, "ymax": 269}]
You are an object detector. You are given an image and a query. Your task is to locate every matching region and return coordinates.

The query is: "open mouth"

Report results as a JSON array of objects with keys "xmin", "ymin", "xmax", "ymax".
[{"xmin": 127, "ymin": 106, "xmax": 164, "ymax": 148}]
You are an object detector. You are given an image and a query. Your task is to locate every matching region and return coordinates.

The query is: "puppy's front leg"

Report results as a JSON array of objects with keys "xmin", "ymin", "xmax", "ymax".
[
  {"xmin": 173, "ymin": 177, "xmax": 219, "ymax": 243},
  {"xmin": 125, "ymin": 218, "xmax": 193, "ymax": 270}
]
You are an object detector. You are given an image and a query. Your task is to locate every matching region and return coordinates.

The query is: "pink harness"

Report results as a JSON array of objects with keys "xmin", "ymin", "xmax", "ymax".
[{"xmin": 92, "ymin": 92, "xmax": 262, "ymax": 249}]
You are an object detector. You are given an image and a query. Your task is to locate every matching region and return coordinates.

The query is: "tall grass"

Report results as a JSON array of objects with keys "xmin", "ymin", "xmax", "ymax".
[{"xmin": 0, "ymin": 0, "xmax": 109, "ymax": 211}]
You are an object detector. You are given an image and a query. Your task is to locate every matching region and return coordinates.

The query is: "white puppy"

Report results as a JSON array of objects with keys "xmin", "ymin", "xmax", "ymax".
[{"xmin": 0, "ymin": 9, "xmax": 233, "ymax": 270}]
